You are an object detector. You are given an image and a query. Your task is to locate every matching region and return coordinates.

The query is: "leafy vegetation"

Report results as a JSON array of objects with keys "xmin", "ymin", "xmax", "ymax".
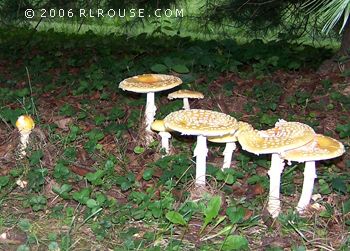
[{"xmin": 0, "ymin": 25, "xmax": 349, "ymax": 251}]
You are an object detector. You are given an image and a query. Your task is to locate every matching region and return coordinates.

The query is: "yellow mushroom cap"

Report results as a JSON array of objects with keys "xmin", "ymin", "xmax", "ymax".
[
  {"xmin": 16, "ymin": 115, "xmax": 35, "ymax": 133},
  {"xmin": 151, "ymin": 120, "xmax": 167, "ymax": 132},
  {"xmin": 119, "ymin": 74, "xmax": 182, "ymax": 93},
  {"xmin": 237, "ymin": 119, "xmax": 315, "ymax": 155},
  {"xmin": 168, "ymin": 90, "xmax": 204, "ymax": 100},
  {"xmin": 281, "ymin": 134, "xmax": 345, "ymax": 162},
  {"xmin": 164, "ymin": 109, "xmax": 239, "ymax": 137}
]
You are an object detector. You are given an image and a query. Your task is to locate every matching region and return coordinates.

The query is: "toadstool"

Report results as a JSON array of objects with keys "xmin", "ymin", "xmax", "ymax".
[
  {"xmin": 164, "ymin": 109, "xmax": 238, "ymax": 185},
  {"xmin": 281, "ymin": 134, "xmax": 345, "ymax": 214},
  {"xmin": 15, "ymin": 115, "xmax": 35, "ymax": 158},
  {"xmin": 208, "ymin": 121, "xmax": 254, "ymax": 169},
  {"xmin": 119, "ymin": 74, "xmax": 182, "ymax": 144},
  {"xmin": 237, "ymin": 119, "xmax": 315, "ymax": 218},
  {"xmin": 151, "ymin": 119, "xmax": 172, "ymax": 155},
  {"xmin": 168, "ymin": 89, "xmax": 204, "ymax": 110}
]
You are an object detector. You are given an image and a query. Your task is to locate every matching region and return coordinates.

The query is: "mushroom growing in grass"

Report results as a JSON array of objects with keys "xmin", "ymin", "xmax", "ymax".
[
  {"xmin": 151, "ymin": 120, "xmax": 172, "ymax": 155},
  {"xmin": 164, "ymin": 109, "xmax": 238, "ymax": 186},
  {"xmin": 168, "ymin": 89, "xmax": 204, "ymax": 110},
  {"xmin": 208, "ymin": 122, "xmax": 254, "ymax": 170},
  {"xmin": 15, "ymin": 115, "xmax": 35, "ymax": 159},
  {"xmin": 237, "ymin": 120, "xmax": 315, "ymax": 218},
  {"xmin": 119, "ymin": 74, "xmax": 182, "ymax": 144},
  {"xmin": 281, "ymin": 134, "xmax": 345, "ymax": 214}
]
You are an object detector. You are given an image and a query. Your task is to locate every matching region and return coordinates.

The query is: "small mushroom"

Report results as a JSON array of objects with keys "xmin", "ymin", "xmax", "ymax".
[
  {"xmin": 208, "ymin": 122, "xmax": 254, "ymax": 169},
  {"xmin": 15, "ymin": 115, "xmax": 35, "ymax": 158},
  {"xmin": 168, "ymin": 90, "xmax": 204, "ymax": 110},
  {"xmin": 151, "ymin": 120, "xmax": 172, "ymax": 155},
  {"xmin": 237, "ymin": 119, "xmax": 315, "ymax": 218},
  {"xmin": 281, "ymin": 134, "xmax": 345, "ymax": 214},
  {"xmin": 164, "ymin": 109, "xmax": 238, "ymax": 186},
  {"xmin": 119, "ymin": 74, "xmax": 182, "ymax": 144}
]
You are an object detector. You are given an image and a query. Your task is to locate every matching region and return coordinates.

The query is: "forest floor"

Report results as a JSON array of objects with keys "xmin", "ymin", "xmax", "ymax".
[{"xmin": 0, "ymin": 28, "xmax": 349, "ymax": 250}]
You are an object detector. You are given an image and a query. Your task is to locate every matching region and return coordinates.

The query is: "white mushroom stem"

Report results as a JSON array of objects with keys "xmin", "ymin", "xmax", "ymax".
[
  {"xmin": 222, "ymin": 142, "xmax": 236, "ymax": 170},
  {"xmin": 145, "ymin": 92, "xmax": 156, "ymax": 144},
  {"xmin": 19, "ymin": 131, "xmax": 31, "ymax": 158},
  {"xmin": 267, "ymin": 153, "xmax": 285, "ymax": 218},
  {"xmin": 183, "ymin": 98, "xmax": 190, "ymax": 110},
  {"xmin": 159, "ymin": 131, "xmax": 171, "ymax": 155},
  {"xmin": 193, "ymin": 135, "xmax": 208, "ymax": 186},
  {"xmin": 296, "ymin": 161, "xmax": 317, "ymax": 213}
]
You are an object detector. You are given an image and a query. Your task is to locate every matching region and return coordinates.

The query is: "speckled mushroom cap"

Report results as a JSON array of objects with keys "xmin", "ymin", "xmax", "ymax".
[
  {"xmin": 164, "ymin": 109, "xmax": 239, "ymax": 137},
  {"xmin": 151, "ymin": 120, "xmax": 167, "ymax": 132},
  {"xmin": 119, "ymin": 74, "xmax": 182, "ymax": 93},
  {"xmin": 281, "ymin": 134, "xmax": 345, "ymax": 162},
  {"xmin": 208, "ymin": 122, "xmax": 253, "ymax": 143},
  {"xmin": 168, "ymin": 90, "xmax": 204, "ymax": 100},
  {"xmin": 237, "ymin": 119, "xmax": 315, "ymax": 155},
  {"xmin": 16, "ymin": 115, "xmax": 35, "ymax": 133}
]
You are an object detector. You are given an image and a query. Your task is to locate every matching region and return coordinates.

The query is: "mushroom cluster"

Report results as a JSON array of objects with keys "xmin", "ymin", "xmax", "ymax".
[
  {"xmin": 238, "ymin": 120, "xmax": 345, "ymax": 218},
  {"xmin": 119, "ymin": 73, "xmax": 345, "ymax": 219}
]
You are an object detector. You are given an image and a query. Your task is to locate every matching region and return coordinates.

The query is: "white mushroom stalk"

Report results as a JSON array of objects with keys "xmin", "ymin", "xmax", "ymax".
[
  {"xmin": 267, "ymin": 153, "xmax": 285, "ymax": 218},
  {"xmin": 159, "ymin": 131, "xmax": 171, "ymax": 154},
  {"xmin": 183, "ymin": 97, "xmax": 190, "ymax": 110},
  {"xmin": 194, "ymin": 135, "xmax": 208, "ymax": 185},
  {"xmin": 222, "ymin": 142, "xmax": 236, "ymax": 169},
  {"xmin": 145, "ymin": 92, "xmax": 156, "ymax": 143},
  {"xmin": 296, "ymin": 161, "xmax": 316, "ymax": 213},
  {"xmin": 15, "ymin": 115, "xmax": 35, "ymax": 159}
]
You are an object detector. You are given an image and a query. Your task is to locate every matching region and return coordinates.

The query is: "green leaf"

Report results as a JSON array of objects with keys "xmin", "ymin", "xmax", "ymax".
[
  {"xmin": 86, "ymin": 170, "xmax": 104, "ymax": 186},
  {"xmin": 343, "ymin": 199, "xmax": 350, "ymax": 214},
  {"xmin": 142, "ymin": 168, "xmax": 153, "ymax": 181},
  {"xmin": 166, "ymin": 211, "xmax": 187, "ymax": 226},
  {"xmin": 226, "ymin": 207, "xmax": 245, "ymax": 224},
  {"xmin": 133, "ymin": 146, "xmax": 145, "ymax": 154},
  {"xmin": 0, "ymin": 176, "xmax": 9, "ymax": 188},
  {"xmin": 18, "ymin": 219, "xmax": 31, "ymax": 232},
  {"xmin": 172, "ymin": 64, "xmax": 190, "ymax": 74},
  {"xmin": 29, "ymin": 150, "xmax": 44, "ymax": 166},
  {"xmin": 16, "ymin": 245, "xmax": 30, "ymax": 251},
  {"xmin": 86, "ymin": 199, "xmax": 98, "ymax": 208},
  {"xmin": 222, "ymin": 235, "xmax": 249, "ymax": 250},
  {"xmin": 72, "ymin": 188, "xmax": 91, "ymax": 204},
  {"xmin": 332, "ymin": 177, "xmax": 347, "ymax": 194},
  {"xmin": 151, "ymin": 63, "xmax": 168, "ymax": 73},
  {"xmin": 202, "ymin": 196, "xmax": 222, "ymax": 231}
]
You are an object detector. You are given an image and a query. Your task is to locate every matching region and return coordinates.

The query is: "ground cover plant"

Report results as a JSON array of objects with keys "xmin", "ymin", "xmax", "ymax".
[{"xmin": 0, "ymin": 24, "xmax": 350, "ymax": 251}]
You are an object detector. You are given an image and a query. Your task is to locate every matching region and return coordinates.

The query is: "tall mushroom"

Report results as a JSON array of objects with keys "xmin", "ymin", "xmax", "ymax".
[
  {"xmin": 119, "ymin": 74, "xmax": 182, "ymax": 145},
  {"xmin": 208, "ymin": 121, "xmax": 254, "ymax": 170},
  {"xmin": 15, "ymin": 115, "xmax": 35, "ymax": 159},
  {"xmin": 151, "ymin": 119, "xmax": 172, "ymax": 155},
  {"xmin": 164, "ymin": 109, "xmax": 238, "ymax": 186},
  {"xmin": 281, "ymin": 134, "xmax": 345, "ymax": 213},
  {"xmin": 167, "ymin": 90, "xmax": 204, "ymax": 110},
  {"xmin": 237, "ymin": 120, "xmax": 315, "ymax": 218}
]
